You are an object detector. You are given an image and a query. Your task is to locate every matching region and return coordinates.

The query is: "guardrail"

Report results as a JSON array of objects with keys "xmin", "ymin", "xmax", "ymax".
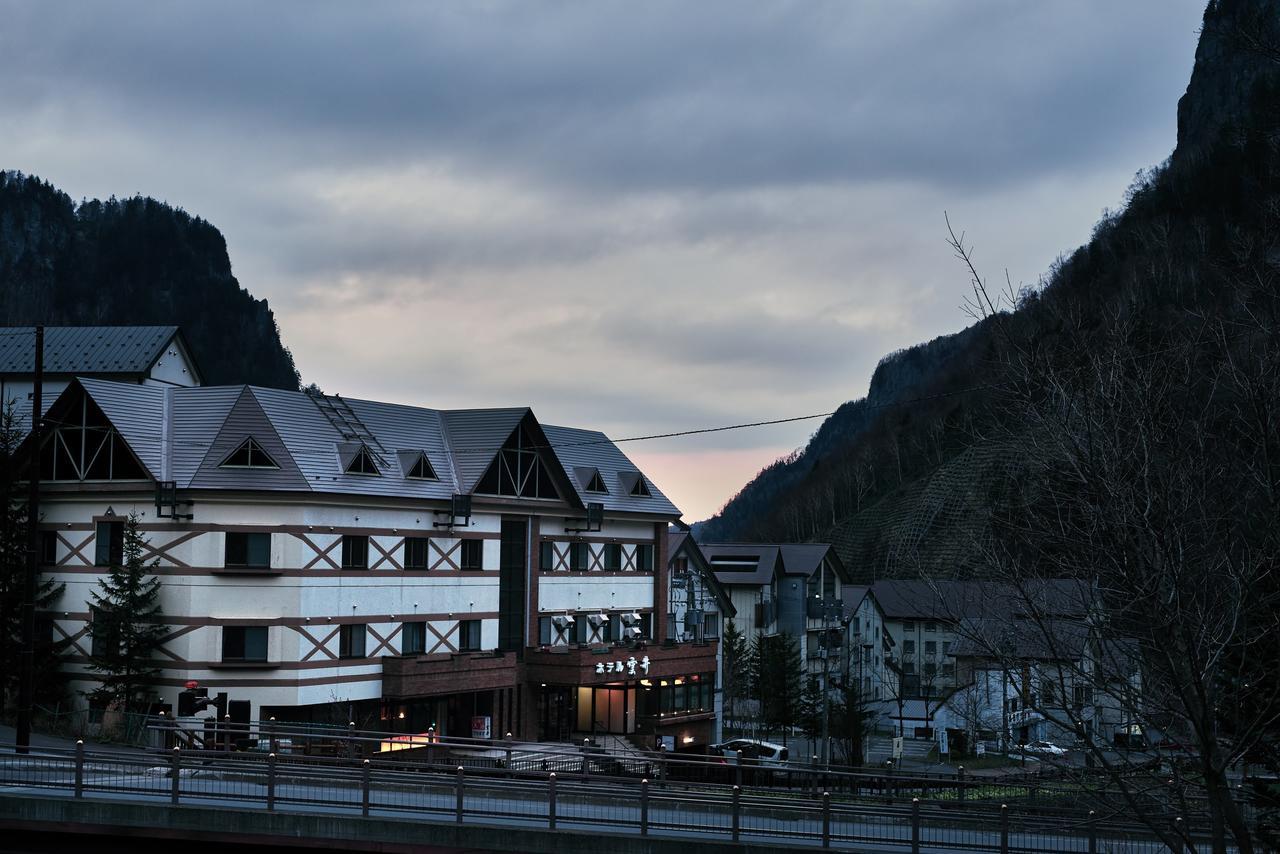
[
  {"xmin": 127, "ymin": 716, "xmax": 1233, "ymax": 828},
  {"xmin": 0, "ymin": 741, "xmax": 1224, "ymax": 852}
]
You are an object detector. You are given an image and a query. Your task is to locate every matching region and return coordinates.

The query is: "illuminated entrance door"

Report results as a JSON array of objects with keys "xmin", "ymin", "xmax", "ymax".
[{"xmin": 575, "ymin": 685, "xmax": 639, "ymax": 734}]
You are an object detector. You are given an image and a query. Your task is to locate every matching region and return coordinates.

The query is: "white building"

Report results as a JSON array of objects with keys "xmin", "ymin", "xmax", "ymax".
[
  {"xmin": 1, "ymin": 326, "xmax": 202, "ymax": 415},
  {"xmin": 27, "ymin": 377, "xmax": 722, "ymax": 748}
]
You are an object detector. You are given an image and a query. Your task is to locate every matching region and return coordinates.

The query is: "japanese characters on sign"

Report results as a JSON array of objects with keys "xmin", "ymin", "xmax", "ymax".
[{"xmin": 595, "ymin": 655, "xmax": 650, "ymax": 677}]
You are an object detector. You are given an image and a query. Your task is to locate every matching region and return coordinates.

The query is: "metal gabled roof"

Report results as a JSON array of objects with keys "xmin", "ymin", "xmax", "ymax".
[
  {"xmin": 34, "ymin": 379, "xmax": 682, "ymax": 517},
  {"xmin": 698, "ymin": 543, "xmax": 784, "ymax": 587},
  {"xmin": 438, "ymin": 407, "xmax": 529, "ymax": 494},
  {"xmin": 76, "ymin": 377, "xmax": 167, "ymax": 478},
  {"xmin": 542, "ymin": 423, "xmax": 679, "ymax": 516},
  {"xmin": 0, "ymin": 326, "xmax": 181, "ymax": 376}
]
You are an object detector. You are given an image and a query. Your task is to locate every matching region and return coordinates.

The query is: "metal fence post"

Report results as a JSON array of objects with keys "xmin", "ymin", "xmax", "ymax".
[
  {"xmin": 999, "ymin": 803, "xmax": 1009, "ymax": 854},
  {"xmin": 170, "ymin": 746, "xmax": 181, "ymax": 806},
  {"xmin": 266, "ymin": 752, "xmax": 277, "ymax": 811},
  {"xmin": 74, "ymin": 740, "xmax": 84, "ymax": 798},
  {"xmin": 735, "ymin": 750, "xmax": 743, "ymax": 789},
  {"xmin": 455, "ymin": 765, "xmax": 465, "ymax": 824},
  {"xmin": 911, "ymin": 797, "xmax": 920, "ymax": 854},
  {"xmin": 640, "ymin": 778, "xmax": 650, "ymax": 836},
  {"xmin": 732, "ymin": 785, "xmax": 741, "ymax": 842},
  {"xmin": 1174, "ymin": 816, "xmax": 1186, "ymax": 852},
  {"xmin": 957, "ymin": 765, "xmax": 965, "ymax": 803},
  {"xmin": 505, "ymin": 732, "xmax": 514, "ymax": 779},
  {"xmin": 1088, "ymin": 809, "xmax": 1097, "ymax": 854},
  {"xmin": 548, "ymin": 772, "xmax": 558, "ymax": 830},
  {"xmin": 361, "ymin": 759, "xmax": 371, "ymax": 817},
  {"xmin": 822, "ymin": 791, "xmax": 831, "ymax": 849}
]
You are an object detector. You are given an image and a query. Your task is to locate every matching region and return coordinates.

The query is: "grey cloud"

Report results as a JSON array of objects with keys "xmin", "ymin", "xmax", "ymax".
[{"xmin": 1, "ymin": 1, "xmax": 1202, "ymax": 196}]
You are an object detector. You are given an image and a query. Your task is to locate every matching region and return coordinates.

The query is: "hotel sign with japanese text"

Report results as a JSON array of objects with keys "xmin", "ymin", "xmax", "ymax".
[{"xmin": 595, "ymin": 655, "xmax": 650, "ymax": 678}]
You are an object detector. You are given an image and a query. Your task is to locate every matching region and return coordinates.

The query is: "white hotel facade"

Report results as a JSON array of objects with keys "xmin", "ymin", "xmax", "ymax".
[{"xmin": 27, "ymin": 374, "xmax": 721, "ymax": 747}]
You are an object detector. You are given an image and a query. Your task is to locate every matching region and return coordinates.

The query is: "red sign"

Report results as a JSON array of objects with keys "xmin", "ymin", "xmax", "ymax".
[{"xmin": 184, "ymin": 680, "xmax": 199, "ymax": 689}]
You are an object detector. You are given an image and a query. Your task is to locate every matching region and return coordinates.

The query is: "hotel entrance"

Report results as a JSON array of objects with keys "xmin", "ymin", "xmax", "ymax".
[{"xmin": 576, "ymin": 684, "xmax": 638, "ymax": 734}]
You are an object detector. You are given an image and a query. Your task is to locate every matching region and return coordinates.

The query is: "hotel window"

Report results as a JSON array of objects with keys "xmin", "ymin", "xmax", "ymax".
[
  {"xmin": 344, "ymin": 445, "xmax": 381, "ymax": 476},
  {"xmin": 569, "ymin": 542, "xmax": 589, "ymax": 572},
  {"xmin": 341, "ymin": 535, "xmax": 368, "ymax": 569},
  {"xmin": 540, "ymin": 541, "xmax": 556, "ymax": 571},
  {"xmin": 538, "ymin": 617, "xmax": 553, "ymax": 646},
  {"xmin": 219, "ymin": 437, "xmax": 278, "ymax": 469},
  {"xmin": 402, "ymin": 622, "xmax": 426, "ymax": 655},
  {"xmin": 460, "ymin": 539, "xmax": 483, "ymax": 571},
  {"xmin": 924, "ymin": 640, "xmax": 936, "ymax": 655},
  {"xmin": 703, "ymin": 612, "xmax": 720, "ymax": 639},
  {"xmin": 574, "ymin": 615, "xmax": 590, "ymax": 645},
  {"xmin": 223, "ymin": 626, "xmax": 268, "ymax": 662},
  {"xmin": 90, "ymin": 607, "xmax": 118, "ymax": 658},
  {"xmin": 339, "ymin": 624, "xmax": 367, "ymax": 659},
  {"xmin": 458, "ymin": 619, "xmax": 482, "ymax": 651},
  {"xmin": 94, "ymin": 520, "xmax": 124, "ymax": 567},
  {"xmin": 903, "ymin": 639, "xmax": 916, "ymax": 654},
  {"xmin": 40, "ymin": 530, "xmax": 58, "ymax": 565},
  {"xmin": 404, "ymin": 537, "xmax": 430, "ymax": 570},
  {"xmin": 225, "ymin": 532, "xmax": 271, "ymax": 568},
  {"xmin": 603, "ymin": 543, "xmax": 622, "ymax": 571},
  {"xmin": 902, "ymin": 621, "xmax": 915, "ymax": 633},
  {"xmin": 635, "ymin": 544, "xmax": 654, "ymax": 572}
]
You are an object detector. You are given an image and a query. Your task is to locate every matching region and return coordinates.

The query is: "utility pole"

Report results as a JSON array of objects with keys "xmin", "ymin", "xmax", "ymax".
[{"xmin": 17, "ymin": 325, "xmax": 43, "ymax": 753}]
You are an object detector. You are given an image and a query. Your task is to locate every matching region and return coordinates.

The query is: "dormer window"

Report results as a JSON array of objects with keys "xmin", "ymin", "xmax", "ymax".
[
  {"xmin": 219, "ymin": 437, "xmax": 279, "ymax": 470},
  {"xmin": 345, "ymin": 445, "xmax": 381, "ymax": 476},
  {"xmin": 404, "ymin": 452, "xmax": 438, "ymax": 480},
  {"xmin": 618, "ymin": 471, "xmax": 650, "ymax": 497},
  {"xmin": 576, "ymin": 466, "xmax": 608, "ymax": 494}
]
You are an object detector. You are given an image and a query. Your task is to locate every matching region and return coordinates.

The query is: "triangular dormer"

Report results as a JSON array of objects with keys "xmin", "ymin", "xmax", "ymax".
[
  {"xmin": 474, "ymin": 414, "xmax": 563, "ymax": 499},
  {"xmin": 219, "ymin": 437, "xmax": 279, "ymax": 469},
  {"xmin": 37, "ymin": 384, "xmax": 149, "ymax": 482},
  {"xmin": 343, "ymin": 444, "xmax": 381, "ymax": 476},
  {"xmin": 399, "ymin": 449, "xmax": 438, "ymax": 480},
  {"xmin": 619, "ymin": 470, "xmax": 651, "ymax": 497}
]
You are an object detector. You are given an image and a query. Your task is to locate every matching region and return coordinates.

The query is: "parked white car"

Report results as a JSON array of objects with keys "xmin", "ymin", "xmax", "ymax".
[
  {"xmin": 709, "ymin": 739, "xmax": 790, "ymax": 767},
  {"xmin": 1018, "ymin": 740, "xmax": 1068, "ymax": 757}
]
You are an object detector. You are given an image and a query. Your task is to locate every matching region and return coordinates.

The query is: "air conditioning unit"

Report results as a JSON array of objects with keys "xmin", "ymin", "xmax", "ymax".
[
  {"xmin": 587, "ymin": 613, "xmax": 607, "ymax": 629},
  {"xmin": 621, "ymin": 626, "xmax": 643, "ymax": 641},
  {"xmin": 620, "ymin": 612, "xmax": 641, "ymax": 626},
  {"xmin": 551, "ymin": 615, "xmax": 573, "ymax": 631}
]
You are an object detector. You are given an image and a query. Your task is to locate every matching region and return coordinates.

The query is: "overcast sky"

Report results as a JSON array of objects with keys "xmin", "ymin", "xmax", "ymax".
[{"xmin": 0, "ymin": 1, "xmax": 1206, "ymax": 521}]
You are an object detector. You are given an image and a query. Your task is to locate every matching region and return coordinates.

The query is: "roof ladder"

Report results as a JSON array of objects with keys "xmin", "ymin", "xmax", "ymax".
[{"xmin": 307, "ymin": 391, "xmax": 389, "ymax": 466}]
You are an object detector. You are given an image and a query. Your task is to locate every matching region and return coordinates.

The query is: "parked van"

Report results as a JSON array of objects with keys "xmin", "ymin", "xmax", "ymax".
[{"xmin": 709, "ymin": 738, "xmax": 790, "ymax": 767}]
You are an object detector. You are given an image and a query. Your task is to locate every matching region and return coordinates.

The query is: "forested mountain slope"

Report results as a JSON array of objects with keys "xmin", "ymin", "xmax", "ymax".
[
  {"xmin": 0, "ymin": 172, "xmax": 300, "ymax": 390},
  {"xmin": 696, "ymin": 0, "xmax": 1280, "ymax": 583}
]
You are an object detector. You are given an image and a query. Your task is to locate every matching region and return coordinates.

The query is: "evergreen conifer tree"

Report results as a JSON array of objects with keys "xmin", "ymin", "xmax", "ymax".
[{"xmin": 86, "ymin": 513, "xmax": 165, "ymax": 712}]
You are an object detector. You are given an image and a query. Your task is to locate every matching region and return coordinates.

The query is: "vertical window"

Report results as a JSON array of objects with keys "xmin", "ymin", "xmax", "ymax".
[
  {"xmin": 634, "ymin": 544, "xmax": 654, "ymax": 572},
  {"xmin": 603, "ymin": 543, "xmax": 622, "ymax": 571},
  {"xmin": 460, "ymin": 539, "xmax": 483, "ymax": 570},
  {"xmin": 538, "ymin": 617, "xmax": 553, "ymax": 646},
  {"xmin": 570, "ymin": 542, "xmax": 589, "ymax": 572},
  {"xmin": 339, "ymin": 624, "xmax": 367, "ymax": 659},
  {"xmin": 902, "ymin": 621, "xmax": 915, "ymax": 633},
  {"xmin": 404, "ymin": 537, "xmax": 430, "ymax": 570},
  {"xmin": 341, "ymin": 535, "xmax": 368, "ymax": 569},
  {"xmin": 90, "ymin": 607, "xmax": 118, "ymax": 658},
  {"xmin": 925, "ymin": 640, "xmax": 936, "ymax": 655},
  {"xmin": 703, "ymin": 612, "xmax": 720, "ymax": 639},
  {"xmin": 574, "ymin": 615, "xmax": 589, "ymax": 645},
  {"xmin": 904, "ymin": 639, "xmax": 916, "ymax": 654},
  {"xmin": 40, "ymin": 530, "xmax": 58, "ymax": 565},
  {"xmin": 225, "ymin": 532, "xmax": 271, "ymax": 568},
  {"xmin": 94, "ymin": 520, "xmax": 124, "ymax": 567},
  {"xmin": 539, "ymin": 541, "xmax": 556, "ymax": 571},
  {"xmin": 402, "ymin": 622, "xmax": 426, "ymax": 655},
  {"xmin": 925, "ymin": 621, "xmax": 937, "ymax": 633},
  {"xmin": 222, "ymin": 626, "xmax": 268, "ymax": 662},
  {"xmin": 458, "ymin": 619, "xmax": 482, "ymax": 651}
]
